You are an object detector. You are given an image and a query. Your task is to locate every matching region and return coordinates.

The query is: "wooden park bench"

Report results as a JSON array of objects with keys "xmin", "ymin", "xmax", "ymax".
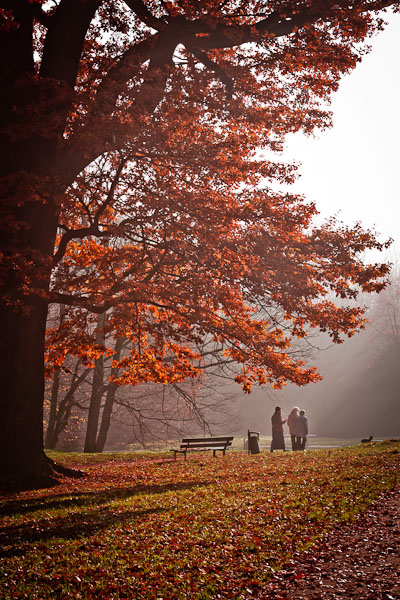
[{"xmin": 170, "ymin": 436, "xmax": 234, "ymax": 460}]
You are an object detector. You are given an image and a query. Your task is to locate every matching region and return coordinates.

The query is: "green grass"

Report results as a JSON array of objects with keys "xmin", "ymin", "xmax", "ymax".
[{"xmin": 1, "ymin": 441, "xmax": 399, "ymax": 599}]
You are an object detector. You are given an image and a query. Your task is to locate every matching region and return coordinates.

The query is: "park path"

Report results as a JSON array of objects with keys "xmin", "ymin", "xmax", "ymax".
[{"xmin": 256, "ymin": 484, "xmax": 400, "ymax": 600}]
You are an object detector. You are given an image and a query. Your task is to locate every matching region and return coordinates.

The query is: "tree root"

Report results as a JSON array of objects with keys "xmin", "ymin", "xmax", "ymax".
[
  {"xmin": 0, "ymin": 454, "xmax": 86, "ymax": 492},
  {"xmin": 46, "ymin": 455, "xmax": 86, "ymax": 479}
]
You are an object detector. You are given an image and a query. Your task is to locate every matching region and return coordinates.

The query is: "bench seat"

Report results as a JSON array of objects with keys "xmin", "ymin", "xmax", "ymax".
[{"xmin": 170, "ymin": 436, "xmax": 234, "ymax": 460}]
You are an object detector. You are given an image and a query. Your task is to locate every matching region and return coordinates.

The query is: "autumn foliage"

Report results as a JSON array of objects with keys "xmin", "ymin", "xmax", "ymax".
[{"xmin": 0, "ymin": 0, "xmax": 398, "ymax": 483}]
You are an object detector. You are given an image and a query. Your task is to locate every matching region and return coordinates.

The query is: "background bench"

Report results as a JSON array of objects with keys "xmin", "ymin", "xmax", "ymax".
[{"xmin": 171, "ymin": 436, "xmax": 234, "ymax": 460}]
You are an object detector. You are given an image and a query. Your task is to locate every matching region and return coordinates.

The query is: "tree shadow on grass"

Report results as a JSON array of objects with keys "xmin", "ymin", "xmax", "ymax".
[
  {"xmin": 0, "ymin": 478, "xmax": 211, "ymax": 517},
  {"xmin": 0, "ymin": 505, "xmax": 169, "ymax": 558},
  {"xmin": 0, "ymin": 479, "xmax": 212, "ymax": 558}
]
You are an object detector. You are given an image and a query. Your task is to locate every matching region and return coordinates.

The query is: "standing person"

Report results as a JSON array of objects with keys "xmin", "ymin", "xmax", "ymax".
[
  {"xmin": 270, "ymin": 406, "xmax": 286, "ymax": 452},
  {"xmin": 287, "ymin": 406, "xmax": 300, "ymax": 451},
  {"xmin": 295, "ymin": 410, "xmax": 309, "ymax": 451}
]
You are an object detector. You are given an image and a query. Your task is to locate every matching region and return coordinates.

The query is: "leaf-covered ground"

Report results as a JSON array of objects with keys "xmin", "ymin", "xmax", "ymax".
[
  {"xmin": 1, "ymin": 442, "xmax": 399, "ymax": 599},
  {"xmin": 257, "ymin": 481, "xmax": 400, "ymax": 599}
]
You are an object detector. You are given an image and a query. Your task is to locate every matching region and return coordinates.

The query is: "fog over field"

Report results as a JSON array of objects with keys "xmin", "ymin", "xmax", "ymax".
[{"xmin": 235, "ymin": 290, "xmax": 400, "ymax": 440}]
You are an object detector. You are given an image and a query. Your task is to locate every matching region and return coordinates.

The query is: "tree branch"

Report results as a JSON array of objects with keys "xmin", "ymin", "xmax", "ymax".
[
  {"xmin": 40, "ymin": 0, "xmax": 101, "ymax": 86},
  {"xmin": 187, "ymin": 44, "xmax": 234, "ymax": 97},
  {"xmin": 15, "ymin": 0, "xmax": 54, "ymax": 28},
  {"xmin": 47, "ymin": 291, "xmax": 179, "ymax": 315},
  {"xmin": 93, "ymin": 158, "xmax": 127, "ymax": 228},
  {"xmin": 53, "ymin": 225, "xmax": 108, "ymax": 264},
  {"xmin": 63, "ymin": 19, "xmax": 182, "ymax": 182},
  {"xmin": 178, "ymin": 9, "xmax": 313, "ymax": 52},
  {"xmin": 60, "ymin": 0, "xmax": 398, "ymax": 183},
  {"xmin": 90, "ymin": 34, "xmax": 160, "ymax": 118},
  {"xmin": 123, "ymin": 0, "xmax": 167, "ymax": 31},
  {"xmin": 133, "ymin": 17, "xmax": 185, "ymax": 113},
  {"xmin": 54, "ymin": 158, "xmax": 126, "ymax": 263}
]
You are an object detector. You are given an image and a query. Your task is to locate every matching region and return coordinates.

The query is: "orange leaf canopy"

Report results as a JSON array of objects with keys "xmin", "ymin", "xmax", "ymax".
[{"xmin": 3, "ymin": 0, "xmax": 395, "ymax": 391}]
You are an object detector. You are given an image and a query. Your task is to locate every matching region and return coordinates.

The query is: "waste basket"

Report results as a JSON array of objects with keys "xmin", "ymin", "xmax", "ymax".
[{"xmin": 248, "ymin": 430, "xmax": 260, "ymax": 454}]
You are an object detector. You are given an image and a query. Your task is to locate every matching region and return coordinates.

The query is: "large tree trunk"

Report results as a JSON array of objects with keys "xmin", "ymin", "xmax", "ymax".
[
  {"xmin": 0, "ymin": 202, "xmax": 85, "ymax": 485},
  {"xmin": 0, "ymin": 181, "xmax": 59, "ymax": 486},
  {"xmin": 0, "ymin": 294, "xmax": 55, "ymax": 486},
  {"xmin": 0, "ymin": 1, "xmax": 100, "ymax": 487}
]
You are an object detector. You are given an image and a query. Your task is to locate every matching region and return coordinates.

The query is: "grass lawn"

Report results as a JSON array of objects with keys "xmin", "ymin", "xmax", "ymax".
[{"xmin": 1, "ymin": 441, "xmax": 399, "ymax": 599}]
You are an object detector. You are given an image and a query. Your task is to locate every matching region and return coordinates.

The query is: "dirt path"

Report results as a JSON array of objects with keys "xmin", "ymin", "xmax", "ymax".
[{"xmin": 257, "ymin": 485, "xmax": 400, "ymax": 600}]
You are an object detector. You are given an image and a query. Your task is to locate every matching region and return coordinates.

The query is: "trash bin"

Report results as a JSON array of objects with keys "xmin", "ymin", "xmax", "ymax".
[{"xmin": 248, "ymin": 430, "xmax": 260, "ymax": 454}]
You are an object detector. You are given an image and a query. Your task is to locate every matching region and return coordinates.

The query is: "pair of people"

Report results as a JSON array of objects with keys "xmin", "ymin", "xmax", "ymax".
[{"xmin": 270, "ymin": 406, "xmax": 308, "ymax": 452}]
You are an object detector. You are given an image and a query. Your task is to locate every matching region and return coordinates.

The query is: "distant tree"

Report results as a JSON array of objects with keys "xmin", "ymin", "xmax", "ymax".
[
  {"xmin": 83, "ymin": 312, "xmax": 106, "ymax": 452},
  {"xmin": 1, "ymin": 0, "xmax": 396, "ymax": 486},
  {"xmin": 44, "ymin": 315, "xmax": 254, "ymax": 452},
  {"xmin": 44, "ymin": 338, "xmax": 242, "ymax": 452},
  {"xmin": 94, "ymin": 335, "xmax": 125, "ymax": 452},
  {"xmin": 368, "ymin": 261, "xmax": 400, "ymax": 357},
  {"xmin": 44, "ymin": 359, "xmax": 91, "ymax": 450},
  {"xmin": 44, "ymin": 303, "xmax": 66, "ymax": 449}
]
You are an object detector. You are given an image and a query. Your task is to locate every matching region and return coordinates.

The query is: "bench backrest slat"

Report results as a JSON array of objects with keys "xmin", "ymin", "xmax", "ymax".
[
  {"xmin": 181, "ymin": 437, "xmax": 233, "ymax": 444},
  {"xmin": 179, "ymin": 436, "xmax": 233, "ymax": 450},
  {"xmin": 181, "ymin": 442, "xmax": 231, "ymax": 448}
]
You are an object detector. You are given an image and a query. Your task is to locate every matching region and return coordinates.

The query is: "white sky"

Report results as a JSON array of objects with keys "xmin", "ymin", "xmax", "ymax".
[{"xmin": 283, "ymin": 11, "xmax": 400, "ymax": 256}]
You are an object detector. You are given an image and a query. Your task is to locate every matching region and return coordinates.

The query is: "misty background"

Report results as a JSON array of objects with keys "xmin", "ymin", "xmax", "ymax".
[{"xmin": 238, "ymin": 255, "xmax": 400, "ymax": 440}]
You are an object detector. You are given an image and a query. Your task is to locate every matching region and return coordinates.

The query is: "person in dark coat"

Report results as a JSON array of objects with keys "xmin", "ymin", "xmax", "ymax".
[
  {"xmin": 294, "ymin": 409, "xmax": 309, "ymax": 451},
  {"xmin": 270, "ymin": 406, "xmax": 286, "ymax": 452}
]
